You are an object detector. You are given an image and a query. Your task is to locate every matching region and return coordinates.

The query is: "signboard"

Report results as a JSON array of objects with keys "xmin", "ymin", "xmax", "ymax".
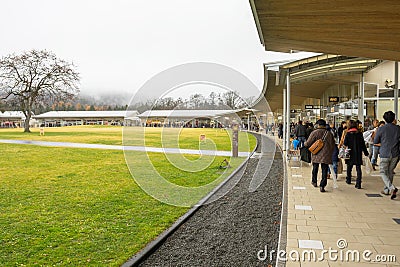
[
  {"xmin": 341, "ymin": 97, "xmax": 349, "ymax": 102},
  {"xmin": 305, "ymin": 105, "xmax": 320, "ymax": 109},
  {"xmin": 329, "ymin": 96, "xmax": 339, "ymax": 102}
]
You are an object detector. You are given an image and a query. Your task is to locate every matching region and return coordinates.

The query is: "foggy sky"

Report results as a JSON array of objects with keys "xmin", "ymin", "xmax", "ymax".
[{"xmin": 1, "ymin": 0, "xmax": 315, "ymax": 99}]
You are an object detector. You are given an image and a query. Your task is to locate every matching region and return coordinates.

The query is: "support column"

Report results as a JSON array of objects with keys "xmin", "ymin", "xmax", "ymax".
[
  {"xmin": 286, "ymin": 72, "xmax": 291, "ymax": 151},
  {"xmin": 395, "ymin": 62, "xmax": 399, "ymax": 120},
  {"xmin": 358, "ymin": 72, "xmax": 365, "ymax": 125},
  {"xmin": 283, "ymin": 88, "xmax": 287, "ymax": 151}
]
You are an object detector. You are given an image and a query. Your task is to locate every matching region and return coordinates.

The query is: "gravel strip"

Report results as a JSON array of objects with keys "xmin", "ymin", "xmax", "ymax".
[{"xmin": 139, "ymin": 134, "xmax": 284, "ymax": 267}]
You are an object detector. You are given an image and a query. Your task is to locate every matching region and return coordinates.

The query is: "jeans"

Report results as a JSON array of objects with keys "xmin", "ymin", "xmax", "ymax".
[
  {"xmin": 371, "ymin": 146, "xmax": 380, "ymax": 165},
  {"xmin": 379, "ymin": 157, "xmax": 398, "ymax": 194},
  {"xmin": 328, "ymin": 161, "xmax": 338, "ymax": 175},
  {"xmin": 312, "ymin": 163, "xmax": 328, "ymax": 188},
  {"xmin": 347, "ymin": 164, "xmax": 362, "ymax": 186},
  {"xmin": 297, "ymin": 136, "xmax": 306, "ymax": 148}
]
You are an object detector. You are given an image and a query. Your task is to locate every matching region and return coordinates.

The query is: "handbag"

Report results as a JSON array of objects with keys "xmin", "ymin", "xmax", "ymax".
[
  {"xmin": 309, "ymin": 130, "xmax": 328, "ymax": 155},
  {"xmin": 300, "ymin": 146, "xmax": 311, "ymax": 163},
  {"xmin": 338, "ymin": 146, "xmax": 351, "ymax": 159}
]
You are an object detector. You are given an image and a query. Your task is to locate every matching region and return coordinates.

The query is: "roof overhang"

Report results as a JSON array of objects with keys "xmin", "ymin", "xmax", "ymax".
[
  {"xmin": 254, "ymin": 55, "xmax": 382, "ymax": 112},
  {"xmin": 250, "ymin": 0, "xmax": 400, "ymax": 61}
]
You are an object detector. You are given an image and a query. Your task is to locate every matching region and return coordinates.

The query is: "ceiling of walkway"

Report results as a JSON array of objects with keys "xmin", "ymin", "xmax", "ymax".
[
  {"xmin": 250, "ymin": 0, "xmax": 400, "ymax": 61},
  {"xmin": 255, "ymin": 55, "xmax": 382, "ymax": 112}
]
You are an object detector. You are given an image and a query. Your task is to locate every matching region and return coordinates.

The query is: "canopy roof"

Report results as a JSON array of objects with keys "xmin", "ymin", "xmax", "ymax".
[
  {"xmin": 250, "ymin": 0, "xmax": 400, "ymax": 61},
  {"xmin": 255, "ymin": 55, "xmax": 382, "ymax": 111}
]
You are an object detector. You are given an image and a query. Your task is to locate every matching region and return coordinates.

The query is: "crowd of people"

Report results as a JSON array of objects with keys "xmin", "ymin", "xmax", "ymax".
[{"xmin": 289, "ymin": 111, "xmax": 399, "ymax": 199}]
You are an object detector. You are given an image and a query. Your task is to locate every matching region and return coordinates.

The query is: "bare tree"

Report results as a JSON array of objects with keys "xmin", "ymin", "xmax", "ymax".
[
  {"xmin": 0, "ymin": 50, "xmax": 80, "ymax": 132},
  {"xmin": 222, "ymin": 91, "xmax": 246, "ymax": 109}
]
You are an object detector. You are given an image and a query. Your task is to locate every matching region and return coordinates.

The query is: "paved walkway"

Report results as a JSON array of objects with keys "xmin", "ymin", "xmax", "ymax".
[
  {"xmin": 0, "ymin": 139, "xmax": 250, "ymax": 157},
  {"xmin": 277, "ymin": 137, "xmax": 400, "ymax": 266}
]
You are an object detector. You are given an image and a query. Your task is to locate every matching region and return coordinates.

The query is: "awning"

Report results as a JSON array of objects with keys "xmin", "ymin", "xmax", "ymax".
[{"xmin": 250, "ymin": 0, "xmax": 400, "ymax": 61}]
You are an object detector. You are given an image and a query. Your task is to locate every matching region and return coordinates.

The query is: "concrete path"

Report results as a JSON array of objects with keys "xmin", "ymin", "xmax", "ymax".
[
  {"xmin": 279, "ymin": 137, "xmax": 400, "ymax": 267},
  {"xmin": 0, "ymin": 139, "xmax": 250, "ymax": 157}
]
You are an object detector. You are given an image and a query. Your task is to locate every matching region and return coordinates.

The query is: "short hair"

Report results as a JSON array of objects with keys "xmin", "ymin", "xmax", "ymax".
[
  {"xmin": 348, "ymin": 120, "xmax": 357, "ymax": 129},
  {"xmin": 316, "ymin": 119, "xmax": 326, "ymax": 126},
  {"xmin": 298, "ymin": 120, "xmax": 302, "ymax": 125},
  {"xmin": 383, "ymin": 111, "xmax": 396, "ymax": 123},
  {"xmin": 379, "ymin": 120, "xmax": 386, "ymax": 126}
]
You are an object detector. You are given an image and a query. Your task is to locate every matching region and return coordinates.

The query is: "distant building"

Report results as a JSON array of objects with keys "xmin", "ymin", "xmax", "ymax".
[
  {"xmin": 0, "ymin": 111, "xmax": 27, "ymax": 128},
  {"xmin": 34, "ymin": 111, "xmax": 139, "ymax": 127},
  {"xmin": 138, "ymin": 109, "xmax": 238, "ymax": 128}
]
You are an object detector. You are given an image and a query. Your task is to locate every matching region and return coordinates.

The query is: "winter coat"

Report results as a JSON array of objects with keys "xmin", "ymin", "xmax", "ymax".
[
  {"xmin": 304, "ymin": 126, "xmax": 335, "ymax": 164},
  {"xmin": 343, "ymin": 128, "xmax": 368, "ymax": 165},
  {"xmin": 295, "ymin": 124, "xmax": 307, "ymax": 137},
  {"xmin": 305, "ymin": 126, "xmax": 314, "ymax": 139},
  {"xmin": 332, "ymin": 145, "xmax": 339, "ymax": 162}
]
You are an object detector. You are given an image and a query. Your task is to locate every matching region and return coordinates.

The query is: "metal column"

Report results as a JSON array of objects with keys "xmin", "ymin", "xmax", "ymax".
[
  {"xmin": 358, "ymin": 72, "xmax": 364, "ymax": 125},
  {"xmin": 283, "ymin": 88, "xmax": 287, "ymax": 151},
  {"xmin": 286, "ymin": 72, "xmax": 291, "ymax": 151},
  {"xmin": 395, "ymin": 62, "xmax": 399, "ymax": 120}
]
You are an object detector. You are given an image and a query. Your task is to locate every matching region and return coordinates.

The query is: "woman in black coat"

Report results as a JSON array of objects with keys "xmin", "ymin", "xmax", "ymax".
[{"xmin": 343, "ymin": 120, "xmax": 369, "ymax": 189}]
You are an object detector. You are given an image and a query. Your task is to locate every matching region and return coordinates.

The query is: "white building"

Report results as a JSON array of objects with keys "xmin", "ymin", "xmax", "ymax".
[
  {"xmin": 0, "ymin": 111, "xmax": 28, "ymax": 128},
  {"xmin": 34, "ymin": 110, "xmax": 139, "ymax": 127}
]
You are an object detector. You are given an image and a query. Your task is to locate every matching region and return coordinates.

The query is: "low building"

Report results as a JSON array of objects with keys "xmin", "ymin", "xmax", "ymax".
[
  {"xmin": 138, "ymin": 109, "xmax": 238, "ymax": 128},
  {"xmin": 34, "ymin": 110, "xmax": 139, "ymax": 127},
  {"xmin": 0, "ymin": 111, "xmax": 27, "ymax": 128}
]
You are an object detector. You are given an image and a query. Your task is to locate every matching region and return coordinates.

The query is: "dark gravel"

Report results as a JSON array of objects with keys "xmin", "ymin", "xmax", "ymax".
[{"xmin": 138, "ymin": 134, "xmax": 284, "ymax": 267}]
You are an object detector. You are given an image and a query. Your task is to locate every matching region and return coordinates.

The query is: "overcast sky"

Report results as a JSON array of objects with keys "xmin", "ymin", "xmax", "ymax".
[{"xmin": 1, "ymin": 0, "xmax": 314, "ymax": 98}]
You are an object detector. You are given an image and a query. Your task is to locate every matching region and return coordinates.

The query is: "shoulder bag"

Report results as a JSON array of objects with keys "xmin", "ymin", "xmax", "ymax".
[{"xmin": 309, "ymin": 130, "xmax": 328, "ymax": 155}]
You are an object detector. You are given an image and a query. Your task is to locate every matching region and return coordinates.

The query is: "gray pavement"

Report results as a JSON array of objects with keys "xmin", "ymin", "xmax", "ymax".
[{"xmin": 0, "ymin": 139, "xmax": 250, "ymax": 157}]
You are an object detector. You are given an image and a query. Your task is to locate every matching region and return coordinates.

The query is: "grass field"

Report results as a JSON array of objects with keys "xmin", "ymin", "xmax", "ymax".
[
  {"xmin": 0, "ymin": 126, "xmax": 256, "ymax": 266},
  {"xmin": 0, "ymin": 126, "xmax": 256, "ymax": 152}
]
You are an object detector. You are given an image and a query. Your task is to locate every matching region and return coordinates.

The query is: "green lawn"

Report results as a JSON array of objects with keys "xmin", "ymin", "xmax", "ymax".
[{"xmin": 0, "ymin": 127, "xmax": 256, "ymax": 266}]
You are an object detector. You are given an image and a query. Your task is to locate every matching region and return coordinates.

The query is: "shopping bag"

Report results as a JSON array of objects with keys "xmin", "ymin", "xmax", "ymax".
[
  {"xmin": 338, "ymin": 146, "xmax": 351, "ymax": 159},
  {"xmin": 329, "ymin": 164, "xmax": 338, "ymax": 188},
  {"xmin": 364, "ymin": 155, "xmax": 373, "ymax": 174},
  {"xmin": 338, "ymin": 159, "xmax": 343, "ymax": 174},
  {"xmin": 300, "ymin": 146, "xmax": 311, "ymax": 163}
]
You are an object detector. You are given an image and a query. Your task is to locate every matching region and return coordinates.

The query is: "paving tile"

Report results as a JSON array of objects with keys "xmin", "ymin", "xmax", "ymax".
[
  {"xmin": 298, "ymin": 240, "xmax": 324, "ymax": 249},
  {"xmin": 347, "ymin": 222, "xmax": 370, "ymax": 229},
  {"xmin": 287, "ymin": 231, "xmax": 310, "ymax": 240},
  {"xmin": 297, "ymin": 226, "xmax": 319, "ymax": 233},
  {"xmin": 368, "ymin": 222, "xmax": 399, "ymax": 230},
  {"xmin": 295, "ymin": 205, "xmax": 313, "ymax": 211}
]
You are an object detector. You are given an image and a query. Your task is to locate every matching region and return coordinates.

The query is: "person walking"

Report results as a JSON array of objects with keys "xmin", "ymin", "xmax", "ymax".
[
  {"xmin": 294, "ymin": 120, "xmax": 307, "ymax": 148},
  {"xmin": 343, "ymin": 120, "xmax": 369, "ymax": 189},
  {"xmin": 374, "ymin": 111, "xmax": 400, "ymax": 199},
  {"xmin": 278, "ymin": 123, "xmax": 283, "ymax": 139},
  {"xmin": 304, "ymin": 119, "xmax": 335, "ymax": 192},
  {"xmin": 338, "ymin": 121, "xmax": 347, "ymax": 142},
  {"xmin": 370, "ymin": 120, "xmax": 385, "ymax": 170},
  {"xmin": 305, "ymin": 122, "xmax": 314, "ymax": 140}
]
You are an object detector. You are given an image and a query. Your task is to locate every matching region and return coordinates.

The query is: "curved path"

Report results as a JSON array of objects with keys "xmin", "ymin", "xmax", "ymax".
[
  {"xmin": 0, "ymin": 139, "xmax": 250, "ymax": 157},
  {"xmin": 128, "ymin": 134, "xmax": 284, "ymax": 267}
]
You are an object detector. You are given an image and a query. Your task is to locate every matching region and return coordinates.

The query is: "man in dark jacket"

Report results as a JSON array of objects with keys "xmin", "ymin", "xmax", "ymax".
[
  {"xmin": 294, "ymin": 121, "xmax": 307, "ymax": 148},
  {"xmin": 374, "ymin": 111, "xmax": 400, "ymax": 199},
  {"xmin": 304, "ymin": 119, "xmax": 335, "ymax": 192}
]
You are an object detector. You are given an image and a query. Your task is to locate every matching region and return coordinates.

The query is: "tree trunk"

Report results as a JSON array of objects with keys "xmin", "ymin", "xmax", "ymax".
[{"xmin": 24, "ymin": 111, "xmax": 31, "ymax": 133}]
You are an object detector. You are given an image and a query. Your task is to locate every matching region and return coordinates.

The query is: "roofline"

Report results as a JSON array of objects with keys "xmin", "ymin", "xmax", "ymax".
[{"xmin": 249, "ymin": 0, "xmax": 265, "ymax": 46}]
